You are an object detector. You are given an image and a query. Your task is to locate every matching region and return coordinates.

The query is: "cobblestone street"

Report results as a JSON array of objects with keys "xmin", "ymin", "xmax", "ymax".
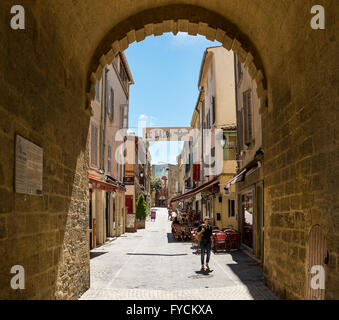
[{"xmin": 80, "ymin": 208, "xmax": 277, "ymax": 300}]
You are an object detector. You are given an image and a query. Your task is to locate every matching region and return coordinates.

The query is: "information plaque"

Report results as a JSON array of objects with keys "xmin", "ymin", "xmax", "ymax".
[{"xmin": 15, "ymin": 135, "xmax": 43, "ymax": 196}]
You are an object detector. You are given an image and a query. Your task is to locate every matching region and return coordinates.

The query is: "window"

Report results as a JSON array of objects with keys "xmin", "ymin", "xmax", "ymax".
[
  {"xmin": 219, "ymin": 196, "xmax": 222, "ymax": 203},
  {"xmin": 106, "ymin": 80, "xmax": 111, "ymax": 113},
  {"xmin": 217, "ymin": 213, "xmax": 221, "ymax": 221},
  {"xmin": 237, "ymin": 109, "xmax": 244, "ymax": 152},
  {"xmin": 107, "ymin": 86, "xmax": 114, "ymax": 119},
  {"xmin": 207, "ymin": 109, "xmax": 211, "ymax": 129},
  {"xmin": 107, "ymin": 144, "xmax": 112, "ymax": 174},
  {"xmin": 95, "ymin": 81, "xmax": 100, "ymax": 101},
  {"xmin": 228, "ymin": 199, "xmax": 235, "ymax": 217},
  {"xmin": 237, "ymin": 57, "xmax": 242, "ymax": 83},
  {"xmin": 243, "ymin": 90, "xmax": 252, "ymax": 145},
  {"xmin": 91, "ymin": 124, "xmax": 98, "ymax": 167},
  {"xmin": 110, "ymin": 88, "xmax": 114, "ymax": 119},
  {"xmin": 120, "ymin": 61, "xmax": 129, "ymax": 89},
  {"xmin": 212, "ymin": 96, "xmax": 216, "ymax": 125},
  {"xmin": 224, "ymin": 133, "xmax": 237, "ymax": 161},
  {"xmin": 120, "ymin": 104, "xmax": 128, "ymax": 129}
]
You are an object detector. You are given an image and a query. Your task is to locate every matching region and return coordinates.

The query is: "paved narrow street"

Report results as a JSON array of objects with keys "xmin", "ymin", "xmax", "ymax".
[{"xmin": 80, "ymin": 208, "xmax": 277, "ymax": 300}]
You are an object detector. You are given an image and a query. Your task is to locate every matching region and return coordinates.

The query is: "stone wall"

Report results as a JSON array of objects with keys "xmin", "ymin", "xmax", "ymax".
[
  {"xmin": 262, "ymin": 0, "xmax": 339, "ymax": 297},
  {"xmin": 0, "ymin": 1, "xmax": 90, "ymax": 299}
]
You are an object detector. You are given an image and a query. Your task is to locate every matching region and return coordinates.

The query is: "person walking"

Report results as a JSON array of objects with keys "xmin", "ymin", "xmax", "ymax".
[{"xmin": 197, "ymin": 217, "xmax": 213, "ymax": 272}]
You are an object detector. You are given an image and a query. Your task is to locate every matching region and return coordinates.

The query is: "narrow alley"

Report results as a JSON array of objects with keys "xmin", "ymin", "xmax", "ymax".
[{"xmin": 81, "ymin": 208, "xmax": 276, "ymax": 300}]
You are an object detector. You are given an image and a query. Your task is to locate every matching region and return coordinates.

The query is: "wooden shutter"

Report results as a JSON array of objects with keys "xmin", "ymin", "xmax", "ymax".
[
  {"xmin": 111, "ymin": 88, "xmax": 114, "ymax": 120},
  {"xmin": 107, "ymin": 80, "xmax": 111, "ymax": 115},
  {"xmin": 91, "ymin": 124, "xmax": 98, "ymax": 167},
  {"xmin": 95, "ymin": 81, "xmax": 100, "ymax": 101},
  {"xmin": 243, "ymin": 90, "xmax": 252, "ymax": 145},
  {"xmin": 120, "ymin": 104, "xmax": 129, "ymax": 129},
  {"xmin": 236, "ymin": 109, "xmax": 243, "ymax": 155},
  {"xmin": 212, "ymin": 96, "xmax": 216, "ymax": 124},
  {"xmin": 107, "ymin": 144, "xmax": 112, "ymax": 174},
  {"xmin": 247, "ymin": 91, "xmax": 252, "ymax": 141}
]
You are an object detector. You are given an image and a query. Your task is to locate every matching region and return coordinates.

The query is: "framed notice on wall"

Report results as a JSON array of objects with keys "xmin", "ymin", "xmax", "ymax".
[{"xmin": 15, "ymin": 135, "xmax": 43, "ymax": 196}]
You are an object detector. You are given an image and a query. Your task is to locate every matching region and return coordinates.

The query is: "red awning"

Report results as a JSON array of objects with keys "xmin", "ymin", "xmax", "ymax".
[
  {"xmin": 170, "ymin": 176, "xmax": 220, "ymax": 204},
  {"xmin": 89, "ymin": 170, "xmax": 117, "ymax": 192}
]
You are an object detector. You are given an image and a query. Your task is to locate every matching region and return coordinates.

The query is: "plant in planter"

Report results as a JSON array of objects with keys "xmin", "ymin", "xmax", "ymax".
[{"xmin": 136, "ymin": 194, "xmax": 148, "ymax": 229}]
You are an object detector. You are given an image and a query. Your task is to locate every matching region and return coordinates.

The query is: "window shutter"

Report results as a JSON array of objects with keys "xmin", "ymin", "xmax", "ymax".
[
  {"xmin": 95, "ymin": 81, "xmax": 100, "ymax": 101},
  {"xmin": 107, "ymin": 144, "xmax": 112, "ymax": 174},
  {"xmin": 237, "ymin": 109, "xmax": 244, "ymax": 153},
  {"xmin": 91, "ymin": 124, "xmax": 98, "ymax": 167},
  {"xmin": 111, "ymin": 89, "xmax": 114, "ymax": 120},
  {"xmin": 237, "ymin": 58, "xmax": 242, "ymax": 82},
  {"xmin": 212, "ymin": 96, "xmax": 216, "ymax": 124},
  {"xmin": 243, "ymin": 90, "xmax": 252, "ymax": 145},
  {"xmin": 247, "ymin": 92, "xmax": 252, "ymax": 141},
  {"xmin": 120, "ymin": 104, "xmax": 129, "ymax": 129},
  {"xmin": 107, "ymin": 80, "xmax": 111, "ymax": 115}
]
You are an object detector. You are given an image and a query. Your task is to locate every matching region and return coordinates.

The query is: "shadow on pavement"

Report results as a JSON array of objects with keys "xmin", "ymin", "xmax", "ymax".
[
  {"xmin": 226, "ymin": 251, "xmax": 277, "ymax": 300},
  {"xmin": 90, "ymin": 251, "xmax": 108, "ymax": 259},
  {"xmin": 195, "ymin": 270, "xmax": 213, "ymax": 275},
  {"xmin": 126, "ymin": 253, "xmax": 188, "ymax": 257}
]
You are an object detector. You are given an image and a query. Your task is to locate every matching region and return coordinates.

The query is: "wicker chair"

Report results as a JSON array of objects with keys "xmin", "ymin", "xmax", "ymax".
[
  {"xmin": 213, "ymin": 232, "xmax": 228, "ymax": 253},
  {"xmin": 228, "ymin": 231, "xmax": 241, "ymax": 250},
  {"xmin": 172, "ymin": 223, "xmax": 182, "ymax": 241}
]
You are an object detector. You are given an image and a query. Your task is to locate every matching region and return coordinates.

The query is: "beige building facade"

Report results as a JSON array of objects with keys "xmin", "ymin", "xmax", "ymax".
[
  {"xmin": 173, "ymin": 47, "xmax": 238, "ymax": 229},
  {"xmin": 230, "ymin": 54, "xmax": 265, "ymax": 261},
  {"xmin": 89, "ymin": 52, "xmax": 134, "ymax": 247}
]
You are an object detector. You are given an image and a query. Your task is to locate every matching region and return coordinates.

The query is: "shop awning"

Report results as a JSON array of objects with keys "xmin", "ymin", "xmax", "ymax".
[
  {"xmin": 170, "ymin": 176, "xmax": 220, "ymax": 204},
  {"xmin": 225, "ymin": 169, "xmax": 247, "ymax": 189},
  {"xmin": 89, "ymin": 170, "xmax": 117, "ymax": 192}
]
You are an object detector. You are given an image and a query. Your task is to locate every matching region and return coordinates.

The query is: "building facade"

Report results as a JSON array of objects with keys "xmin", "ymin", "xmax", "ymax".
[
  {"xmin": 89, "ymin": 52, "xmax": 134, "ymax": 248},
  {"xmin": 172, "ymin": 46, "xmax": 238, "ymax": 229},
  {"xmin": 231, "ymin": 53, "xmax": 264, "ymax": 262},
  {"xmin": 125, "ymin": 133, "xmax": 151, "ymax": 215}
]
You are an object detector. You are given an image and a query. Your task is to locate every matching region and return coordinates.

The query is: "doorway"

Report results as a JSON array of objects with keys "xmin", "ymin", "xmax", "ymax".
[
  {"xmin": 105, "ymin": 192, "xmax": 110, "ymax": 239},
  {"xmin": 241, "ymin": 191, "xmax": 254, "ymax": 249}
]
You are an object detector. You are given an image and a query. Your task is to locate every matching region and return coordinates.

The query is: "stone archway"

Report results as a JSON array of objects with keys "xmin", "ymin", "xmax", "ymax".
[{"xmin": 86, "ymin": 5, "xmax": 267, "ymax": 112}]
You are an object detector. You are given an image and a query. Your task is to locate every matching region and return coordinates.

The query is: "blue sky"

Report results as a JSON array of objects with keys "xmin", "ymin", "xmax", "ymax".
[{"xmin": 124, "ymin": 32, "xmax": 220, "ymax": 164}]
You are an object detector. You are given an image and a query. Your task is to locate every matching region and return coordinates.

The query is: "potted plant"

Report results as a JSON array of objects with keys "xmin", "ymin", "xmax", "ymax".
[{"xmin": 136, "ymin": 194, "xmax": 148, "ymax": 229}]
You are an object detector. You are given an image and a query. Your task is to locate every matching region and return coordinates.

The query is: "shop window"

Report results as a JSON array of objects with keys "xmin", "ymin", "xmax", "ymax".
[{"xmin": 228, "ymin": 199, "xmax": 235, "ymax": 217}]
